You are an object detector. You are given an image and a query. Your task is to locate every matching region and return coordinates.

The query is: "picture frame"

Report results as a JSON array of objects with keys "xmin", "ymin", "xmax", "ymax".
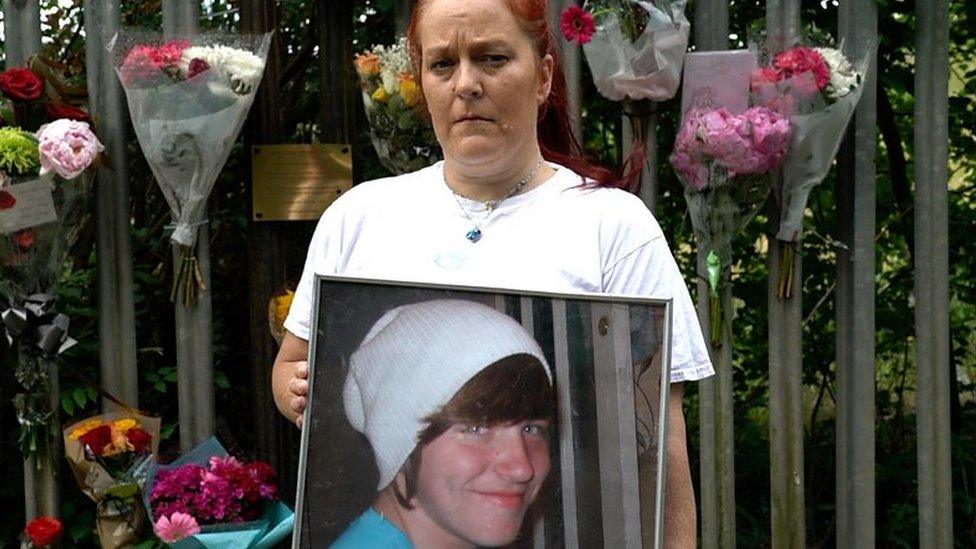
[{"xmin": 293, "ymin": 276, "xmax": 673, "ymax": 548}]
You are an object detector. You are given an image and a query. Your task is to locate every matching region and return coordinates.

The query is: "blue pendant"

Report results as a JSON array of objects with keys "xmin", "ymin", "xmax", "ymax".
[{"xmin": 465, "ymin": 228, "xmax": 482, "ymax": 243}]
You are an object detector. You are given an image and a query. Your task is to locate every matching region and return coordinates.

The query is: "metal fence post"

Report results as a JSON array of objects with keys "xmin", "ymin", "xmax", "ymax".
[
  {"xmin": 3, "ymin": 0, "xmax": 60, "ymax": 521},
  {"xmin": 764, "ymin": 2, "xmax": 805, "ymax": 548},
  {"xmin": 1, "ymin": 0, "xmax": 41, "ymax": 66},
  {"xmin": 836, "ymin": 1, "xmax": 878, "ymax": 546},
  {"xmin": 84, "ymin": 0, "xmax": 139, "ymax": 412},
  {"xmin": 914, "ymin": 0, "xmax": 953, "ymax": 546},
  {"xmin": 161, "ymin": 1, "xmax": 215, "ymax": 451},
  {"xmin": 692, "ymin": 1, "xmax": 734, "ymax": 547},
  {"xmin": 548, "ymin": 0, "xmax": 582, "ymax": 143}
]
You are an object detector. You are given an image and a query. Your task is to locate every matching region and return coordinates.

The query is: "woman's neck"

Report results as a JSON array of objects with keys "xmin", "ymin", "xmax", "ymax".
[{"xmin": 443, "ymin": 154, "xmax": 553, "ymax": 203}]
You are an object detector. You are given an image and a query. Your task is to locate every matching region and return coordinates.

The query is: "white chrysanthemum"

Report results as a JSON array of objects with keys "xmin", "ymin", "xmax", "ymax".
[
  {"xmin": 181, "ymin": 45, "xmax": 265, "ymax": 94},
  {"xmin": 815, "ymin": 47, "xmax": 859, "ymax": 100}
]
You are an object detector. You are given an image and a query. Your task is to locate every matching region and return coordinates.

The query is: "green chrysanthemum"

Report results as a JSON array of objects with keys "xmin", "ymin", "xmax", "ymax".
[{"xmin": 0, "ymin": 127, "xmax": 39, "ymax": 175}]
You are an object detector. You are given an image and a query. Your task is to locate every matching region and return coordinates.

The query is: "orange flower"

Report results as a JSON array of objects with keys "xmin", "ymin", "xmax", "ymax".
[{"xmin": 354, "ymin": 53, "xmax": 381, "ymax": 77}]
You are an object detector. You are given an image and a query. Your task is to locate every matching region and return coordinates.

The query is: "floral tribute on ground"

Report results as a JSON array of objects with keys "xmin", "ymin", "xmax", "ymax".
[
  {"xmin": 143, "ymin": 437, "xmax": 293, "ymax": 548},
  {"xmin": 63, "ymin": 412, "xmax": 161, "ymax": 548},
  {"xmin": 669, "ymin": 50, "xmax": 792, "ymax": 345},
  {"xmin": 0, "ymin": 57, "xmax": 104, "ymax": 467},
  {"xmin": 355, "ymin": 37, "xmax": 440, "ymax": 175},
  {"xmin": 111, "ymin": 32, "xmax": 270, "ymax": 306},
  {"xmin": 750, "ymin": 40, "xmax": 870, "ymax": 297}
]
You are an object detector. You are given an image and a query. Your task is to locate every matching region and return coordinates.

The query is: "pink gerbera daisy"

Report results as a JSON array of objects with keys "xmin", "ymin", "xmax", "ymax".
[
  {"xmin": 560, "ymin": 5, "xmax": 596, "ymax": 45},
  {"xmin": 154, "ymin": 512, "xmax": 201, "ymax": 543}
]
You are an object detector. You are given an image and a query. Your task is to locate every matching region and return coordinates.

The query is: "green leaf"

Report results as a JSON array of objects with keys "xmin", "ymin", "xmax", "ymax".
[
  {"xmin": 61, "ymin": 393, "xmax": 76, "ymax": 416},
  {"xmin": 72, "ymin": 387, "xmax": 87, "ymax": 409}
]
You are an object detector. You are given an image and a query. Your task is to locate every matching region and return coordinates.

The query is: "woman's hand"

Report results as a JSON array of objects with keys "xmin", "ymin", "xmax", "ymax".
[{"xmin": 272, "ymin": 331, "xmax": 311, "ymax": 428}]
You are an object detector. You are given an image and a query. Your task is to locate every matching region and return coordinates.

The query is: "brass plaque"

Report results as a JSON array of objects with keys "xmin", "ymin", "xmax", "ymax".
[{"xmin": 252, "ymin": 144, "xmax": 353, "ymax": 221}]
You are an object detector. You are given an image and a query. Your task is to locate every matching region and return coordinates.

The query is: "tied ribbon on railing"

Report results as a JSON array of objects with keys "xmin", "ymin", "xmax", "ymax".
[{"xmin": 1, "ymin": 294, "xmax": 77, "ymax": 357}]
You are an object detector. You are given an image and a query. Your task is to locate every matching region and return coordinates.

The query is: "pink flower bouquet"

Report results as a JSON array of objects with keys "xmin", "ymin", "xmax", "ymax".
[
  {"xmin": 750, "ymin": 40, "xmax": 872, "ymax": 297},
  {"xmin": 1, "ymin": 61, "xmax": 104, "ymax": 469},
  {"xmin": 143, "ymin": 437, "xmax": 293, "ymax": 548},
  {"xmin": 111, "ymin": 31, "xmax": 270, "ymax": 306},
  {"xmin": 670, "ymin": 50, "xmax": 792, "ymax": 344}
]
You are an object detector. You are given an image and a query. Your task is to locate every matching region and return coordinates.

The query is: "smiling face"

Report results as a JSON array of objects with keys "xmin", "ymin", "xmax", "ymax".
[
  {"xmin": 409, "ymin": 419, "xmax": 551, "ymax": 547},
  {"xmin": 415, "ymin": 0, "xmax": 553, "ymax": 173}
]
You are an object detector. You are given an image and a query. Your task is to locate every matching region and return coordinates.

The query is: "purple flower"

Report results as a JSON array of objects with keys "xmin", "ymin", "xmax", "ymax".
[{"xmin": 36, "ymin": 119, "xmax": 104, "ymax": 180}]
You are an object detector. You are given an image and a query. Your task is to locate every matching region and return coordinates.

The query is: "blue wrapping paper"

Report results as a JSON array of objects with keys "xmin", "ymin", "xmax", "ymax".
[{"xmin": 143, "ymin": 436, "xmax": 294, "ymax": 548}]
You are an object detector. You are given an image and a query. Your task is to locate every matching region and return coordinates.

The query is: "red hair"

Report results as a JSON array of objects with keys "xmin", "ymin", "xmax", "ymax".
[{"xmin": 407, "ymin": 0, "xmax": 644, "ymax": 193}]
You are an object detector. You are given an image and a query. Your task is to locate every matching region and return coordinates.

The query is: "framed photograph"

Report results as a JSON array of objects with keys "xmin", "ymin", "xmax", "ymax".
[{"xmin": 293, "ymin": 276, "xmax": 673, "ymax": 548}]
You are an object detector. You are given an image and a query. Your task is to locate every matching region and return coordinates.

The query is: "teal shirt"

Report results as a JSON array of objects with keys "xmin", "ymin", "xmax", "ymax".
[{"xmin": 330, "ymin": 508, "xmax": 414, "ymax": 548}]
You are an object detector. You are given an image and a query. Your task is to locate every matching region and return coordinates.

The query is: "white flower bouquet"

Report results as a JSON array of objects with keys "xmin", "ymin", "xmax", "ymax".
[
  {"xmin": 750, "ymin": 39, "xmax": 873, "ymax": 297},
  {"xmin": 110, "ymin": 31, "xmax": 271, "ymax": 306},
  {"xmin": 560, "ymin": 0, "xmax": 690, "ymax": 102}
]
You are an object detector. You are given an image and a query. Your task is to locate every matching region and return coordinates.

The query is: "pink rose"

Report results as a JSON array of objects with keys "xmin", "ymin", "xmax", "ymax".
[{"xmin": 37, "ymin": 119, "xmax": 104, "ymax": 179}]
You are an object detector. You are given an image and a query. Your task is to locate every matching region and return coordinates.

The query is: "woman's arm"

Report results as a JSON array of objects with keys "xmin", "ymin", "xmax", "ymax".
[{"xmin": 272, "ymin": 331, "xmax": 310, "ymax": 428}]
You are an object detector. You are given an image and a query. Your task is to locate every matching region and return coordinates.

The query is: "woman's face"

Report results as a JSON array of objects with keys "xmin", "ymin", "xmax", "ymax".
[
  {"xmin": 416, "ymin": 0, "xmax": 553, "ymax": 171},
  {"xmin": 409, "ymin": 419, "xmax": 551, "ymax": 547}
]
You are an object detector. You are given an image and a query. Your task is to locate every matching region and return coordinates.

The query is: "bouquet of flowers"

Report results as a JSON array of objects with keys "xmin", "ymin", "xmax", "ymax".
[
  {"xmin": 20, "ymin": 516, "xmax": 63, "ymax": 548},
  {"xmin": 143, "ymin": 437, "xmax": 293, "ymax": 547},
  {"xmin": 111, "ymin": 32, "xmax": 271, "ymax": 306},
  {"xmin": 750, "ymin": 41, "xmax": 871, "ymax": 297},
  {"xmin": 355, "ymin": 37, "xmax": 440, "ymax": 175},
  {"xmin": 560, "ymin": 0, "xmax": 689, "ymax": 102},
  {"xmin": 267, "ymin": 285, "xmax": 295, "ymax": 346},
  {"xmin": 670, "ymin": 51, "xmax": 792, "ymax": 344},
  {"xmin": 63, "ymin": 412, "xmax": 161, "ymax": 548},
  {"xmin": 0, "ymin": 60, "xmax": 103, "ymax": 465}
]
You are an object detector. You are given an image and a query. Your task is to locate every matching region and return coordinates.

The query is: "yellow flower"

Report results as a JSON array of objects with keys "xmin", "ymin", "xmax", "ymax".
[
  {"xmin": 69, "ymin": 419, "xmax": 103, "ymax": 440},
  {"xmin": 273, "ymin": 290, "xmax": 295, "ymax": 329},
  {"xmin": 399, "ymin": 75, "xmax": 422, "ymax": 107},
  {"xmin": 372, "ymin": 87, "xmax": 390, "ymax": 103},
  {"xmin": 113, "ymin": 418, "xmax": 139, "ymax": 432}
]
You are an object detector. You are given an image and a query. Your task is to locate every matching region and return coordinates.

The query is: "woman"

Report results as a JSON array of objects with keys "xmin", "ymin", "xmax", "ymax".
[
  {"xmin": 274, "ymin": 0, "xmax": 711, "ymax": 545},
  {"xmin": 332, "ymin": 299, "xmax": 554, "ymax": 548}
]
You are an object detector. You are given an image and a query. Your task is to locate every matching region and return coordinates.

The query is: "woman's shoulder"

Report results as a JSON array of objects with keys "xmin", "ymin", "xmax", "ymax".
[{"xmin": 549, "ymin": 164, "xmax": 661, "ymax": 231}]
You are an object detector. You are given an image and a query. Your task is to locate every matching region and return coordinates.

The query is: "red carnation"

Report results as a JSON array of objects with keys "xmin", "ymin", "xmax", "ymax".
[
  {"xmin": 44, "ymin": 102, "xmax": 90, "ymax": 122},
  {"xmin": 0, "ymin": 67, "xmax": 44, "ymax": 102},
  {"xmin": 0, "ymin": 190, "xmax": 16, "ymax": 210},
  {"xmin": 13, "ymin": 229, "xmax": 36, "ymax": 250},
  {"xmin": 127, "ymin": 427, "xmax": 152, "ymax": 453},
  {"xmin": 78, "ymin": 424, "xmax": 113, "ymax": 457},
  {"xmin": 560, "ymin": 5, "xmax": 596, "ymax": 45},
  {"xmin": 24, "ymin": 516, "xmax": 62, "ymax": 548},
  {"xmin": 773, "ymin": 47, "xmax": 830, "ymax": 90}
]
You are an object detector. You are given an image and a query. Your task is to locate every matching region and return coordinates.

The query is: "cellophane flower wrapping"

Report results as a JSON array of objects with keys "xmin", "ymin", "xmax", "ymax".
[
  {"xmin": 63, "ymin": 412, "xmax": 161, "ymax": 549},
  {"xmin": 581, "ymin": 0, "xmax": 690, "ymax": 101},
  {"xmin": 142, "ymin": 437, "xmax": 294, "ymax": 548},
  {"xmin": 670, "ymin": 50, "xmax": 791, "ymax": 342},
  {"xmin": 110, "ymin": 31, "xmax": 270, "ymax": 304},
  {"xmin": 750, "ymin": 41, "xmax": 872, "ymax": 242},
  {"xmin": 355, "ymin": 37, "xmax": 441, "ymax": 175},
  {"xmin": 1, "ymin": 89, "xmax": 100, "ymax": 462}
]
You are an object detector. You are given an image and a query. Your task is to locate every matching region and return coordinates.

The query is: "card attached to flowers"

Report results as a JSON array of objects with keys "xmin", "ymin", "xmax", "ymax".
[
  {"xmin": 680, "ymin": 50, "xmax": 757, "ymax": 116},
  {"xmin": 0, "ymin": 178, "xmax": 58, "ymax": 234}
]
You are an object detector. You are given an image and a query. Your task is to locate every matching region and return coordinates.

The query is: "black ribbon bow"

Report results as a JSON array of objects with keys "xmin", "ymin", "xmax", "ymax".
[{"xmin": 1, "ymin": 294, "xmax": 76, "ymax": 357}]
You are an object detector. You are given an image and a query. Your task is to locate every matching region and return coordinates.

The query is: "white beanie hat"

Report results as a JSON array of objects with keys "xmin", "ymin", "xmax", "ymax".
[{"xmin": 343, "ymin": 299, "xmax": 551, "ymax": 490}]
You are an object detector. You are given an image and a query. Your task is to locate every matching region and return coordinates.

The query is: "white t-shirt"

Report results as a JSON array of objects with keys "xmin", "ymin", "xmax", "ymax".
[{"xmin": 285, "ymin": 161, "xmax": 714, "ymax": 383}]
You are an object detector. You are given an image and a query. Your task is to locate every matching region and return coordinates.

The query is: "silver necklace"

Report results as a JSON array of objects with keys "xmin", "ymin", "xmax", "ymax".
[{"xmin": 445, "ymin": 160, "xmax": 543, "ymax": 243}]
